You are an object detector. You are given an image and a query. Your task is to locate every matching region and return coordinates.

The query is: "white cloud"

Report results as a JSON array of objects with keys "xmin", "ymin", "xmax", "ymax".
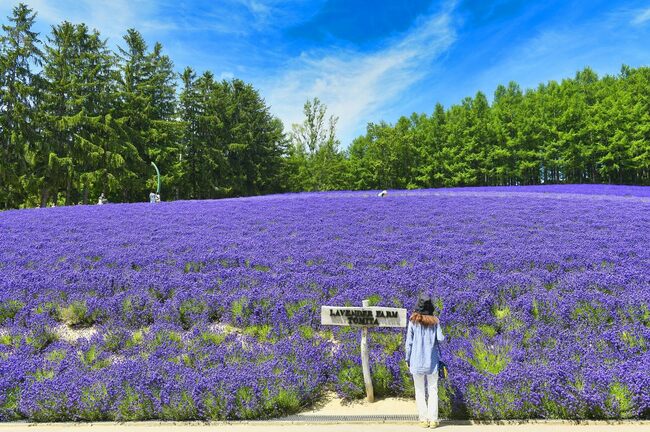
[
  {"xmin": 468, "ymin": 8, "xmax": 650, "ymax": 104},
  {"xmin": 260, "ymin": 6, "xmax": 457, "ymax": 146},
  {"xmin": 631, "ymin": 7, "xmax": 650, "ymax": 25},
  {"xmin": 6, "ymin": 0, "xmax": 167, "ymax": 44}
]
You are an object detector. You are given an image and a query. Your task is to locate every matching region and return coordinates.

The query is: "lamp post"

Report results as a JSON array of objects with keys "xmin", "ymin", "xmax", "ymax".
[{"xmin": 151, "ymin": 162, "xmax": 161, "ymax": 202}]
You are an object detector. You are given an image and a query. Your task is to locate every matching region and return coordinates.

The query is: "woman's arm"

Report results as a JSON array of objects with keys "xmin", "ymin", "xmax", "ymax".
[{"xmin": 436, "ymin": 322, "xmax": 445, "ymax": 343}]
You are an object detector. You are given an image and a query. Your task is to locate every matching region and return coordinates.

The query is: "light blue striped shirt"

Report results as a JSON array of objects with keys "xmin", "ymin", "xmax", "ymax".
[{"xmin": 405, "ymin": 320, "xmax": 445, "ymax": 375}]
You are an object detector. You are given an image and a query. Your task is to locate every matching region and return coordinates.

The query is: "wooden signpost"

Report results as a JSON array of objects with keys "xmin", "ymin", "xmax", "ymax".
[{"xmin": 321, "ymin": 300, "xmax": 407, "ymax": 402}]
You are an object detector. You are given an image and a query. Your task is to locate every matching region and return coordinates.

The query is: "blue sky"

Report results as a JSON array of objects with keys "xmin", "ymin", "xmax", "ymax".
[{"xmin": 2, "ymin": 0, "xmax": 649, "ymax": 146}]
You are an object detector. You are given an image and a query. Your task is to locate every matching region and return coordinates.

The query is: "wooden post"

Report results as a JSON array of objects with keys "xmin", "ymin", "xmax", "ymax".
[{"xmin": 360, "ymin": 299, "xmax": 374, "ymax": 403}]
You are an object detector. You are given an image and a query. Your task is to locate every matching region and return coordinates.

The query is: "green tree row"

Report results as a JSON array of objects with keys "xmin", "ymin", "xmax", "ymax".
[
  {"xmin": 2, "ymin": 3, "xmax": 649, "ymax": 210},
  {"xmin": 0, "ymin": 4, "xmax": 286, "ymax": 209},
  {"xmin": 338, "ymin": 66, "xmax": 650, "ymax": 190}
]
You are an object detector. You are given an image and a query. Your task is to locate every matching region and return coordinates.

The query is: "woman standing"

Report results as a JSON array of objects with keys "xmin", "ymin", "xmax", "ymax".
[{"xmin": 405, "ymin": 292, "xmax": 445, "ymax": 428}]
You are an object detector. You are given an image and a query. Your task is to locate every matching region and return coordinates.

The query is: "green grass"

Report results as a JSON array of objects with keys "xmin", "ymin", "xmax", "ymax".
[
  {"xmin": 337, "ymin": 362, "xmax": 365, "ymax": 399},
  {"xmin": 79, "ymin": 383, "xmax": 111, "ymax": 421},
  {"xmin": 0, "ymin": 300, "xmax": 24, "ymax": 324},
  {"xmin": 465, "ymin": 340, "xmax": 511, "ymax": 375},
  {"xmin": 285, "ymin": 300, "xmax": 309, "ymax": 319},
  {"xmin": 79, "ymin": 345, "xmax": 111, "ymax": 370},
  {"xmin": 117, "ymin": 385, "xmax": 154, "ymax": 421},
  {"xmin": 179, "ymin": 299, "xmax": 206, "ymax": 330},
  {"xmin": 46, "ymin": 349, "xmax": 66, "ymax": 363},
  {"xmin": 0, "ymin": 333, "xmax": 21, "ymax": 348},
  {"xmin": 231, "ymin": 297, "xmax": 248, "ymax": 320},
  {"xmin": 58, "ymin": 301, "xmax": 100, "ymax": 327},
  {"xmin": 200, "ymin": 331, "xmax": 227, "ymax": 345},
  {"xmin": 243, "ymin": 324, "xmax": 273, "ymax": 342},
  {"xmin": 0, "ymin": 387, "xmax": 20, "ymax": 420},
  {"xmin": 367, "ymin": 294, "xmax": 382, "ymax": 306},
  {"xmin": 478, "ymin": 324, "xmax": 497, "ymax": 338},
  {"xmin": 202, "ymin": 391, "xmax": 227, "ymax": 420},
  {"xmin": 607, "ymin": 382, "xmax": 635, "ymax": 419},
  {"xmin": 161, "ymin": 391, "xmax": 198, "ymax": 420},
  {"xmin": 572, "ymin": 301, "xmax": 612, "ymax": 327},
  {"xmin": 26, "ymin": 327, "xmax": 58, "ymax": 351},
  {"xmin": 373, "ymin": 332, "xmax": 403, "ymax": 354},
  {"xmin": 621, "ymin": 331, "xmax": 646, "ymax": 350}
]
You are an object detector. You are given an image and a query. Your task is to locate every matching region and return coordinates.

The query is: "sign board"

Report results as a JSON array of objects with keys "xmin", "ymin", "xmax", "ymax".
[{"xmin": 321, "ymin": 306, "xmax": 407, "ymax": 327}]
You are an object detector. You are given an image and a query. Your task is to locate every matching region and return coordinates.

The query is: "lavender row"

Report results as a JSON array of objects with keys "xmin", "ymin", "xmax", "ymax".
[{"xmin": 1, "ymin": 185, "xmax": 649, "ymax": 420}]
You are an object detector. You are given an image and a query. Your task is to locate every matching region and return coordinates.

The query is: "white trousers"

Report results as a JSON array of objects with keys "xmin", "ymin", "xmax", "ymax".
[{"xmin": 413, "ymin": 372, "xmax": 439, "ymax": 422}]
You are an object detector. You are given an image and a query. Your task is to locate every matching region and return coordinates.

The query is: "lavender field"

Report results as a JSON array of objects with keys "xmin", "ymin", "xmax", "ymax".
[{"xmin": 1, "ymin": 185, "xmax": 649, "ymax": 421}]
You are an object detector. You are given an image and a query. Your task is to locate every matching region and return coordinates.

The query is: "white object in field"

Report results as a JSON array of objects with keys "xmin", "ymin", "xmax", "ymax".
[
  {"xmin": 378, "ymin": 190, "xmax": 387, "ymax": 197},
  {"xmin": 97, "ymin": 193, "xmax": 107, "ymax": 205},
  {"xmin": 155, "ymin": 193, "xmax": 161, "ymax": 203},
  {"xmin": 149, "ymin": 192, "xmax": 156, "ymax": 203}
]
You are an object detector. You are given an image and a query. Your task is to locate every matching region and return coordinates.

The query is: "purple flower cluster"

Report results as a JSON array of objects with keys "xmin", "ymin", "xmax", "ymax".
[{"xmin": 1, "ymin": 185, "xmax": 649, "ymax": 420}]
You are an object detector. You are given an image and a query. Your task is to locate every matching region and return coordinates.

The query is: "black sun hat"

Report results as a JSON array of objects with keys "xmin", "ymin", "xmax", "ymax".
[{"xmin": 414, "ymin": 292, "xmax": 434, "ymax": 316}]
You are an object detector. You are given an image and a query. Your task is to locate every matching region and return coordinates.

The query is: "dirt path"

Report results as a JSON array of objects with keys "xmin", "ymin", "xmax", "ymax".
[
  {"xmin": 1, "ymin": 395, "xmax": 648, "ymax": 431},
  {"xmin": 1, "ymin": 421, "xmax": 649, "ymax": 432}
]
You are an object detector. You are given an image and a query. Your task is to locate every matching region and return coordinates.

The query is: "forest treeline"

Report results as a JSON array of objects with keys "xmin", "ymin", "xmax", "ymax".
[{"xmin": 1, "ymin": 4, "xmax": 649, "ymax": 209}]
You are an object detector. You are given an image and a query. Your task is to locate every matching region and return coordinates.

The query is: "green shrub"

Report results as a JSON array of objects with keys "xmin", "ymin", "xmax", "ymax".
[
  {"xmin": 371, "ymin": 364, "xmax": 392, "ymax": 398},
  {"xmin": 235, "ymin": 386, "xmax": 257, "ymax": 419},
  {"xmin": 572, "ymin": 301, "xmax": 612, "ymax": 327},
  {"xmin": 298, "ymin": 325, "xmax": 314, "ymax": 339},
  {"xmin": 243, "ymin": 324, "xmax": 273, "ymax": 342},
  {"xmin": 79, "ymin": 383, "xmax": 111, "ymax": 421},
  {"xmin": 373, "ymin": 332, "xmax": 402, "ymax": 354},
  {"xmin": 337, "ymin": 362, "xmax": 365, "ymax": 399},
  {"xmin": 184, "ymin": 261, "xmax": 205, "ymax": 273},
  {"xmin": 266, "ymin": 389, "xmax": 301, "ymax": 415},
  {"xmin": 367, "ymin": 294, "xmax": 382, "ymax": 306},
  {"xmin": 607, "ymin": 382, "xmax": 635, "ymax": 419},
  {"xmin": 58, "ymin": 301, "xmax": 99, "ymax": 327},
  {"xmin": 200, "ymin": 331, "xmax": 226, "ymax": 346},
  {"xmin": 399, "ymin": 361, "xmax": 415, "ymax": 398},
  {"xmin": 492, "ymin": 305, "xmax": 511, "ymax": 320},
  {"xmin": 179, "ymin": 299, "xmax": 206, "ymax": 330},
  {"xmin": 465, "ymin": 340, "xmax": 511, "ymax": 375},
  {"xmin": 79, "ymin": 345, "xmax": 111, "ymax": 370},
  {"xmin": 231, "ymin": 297, "xmax": 248, "ymax": 320},
  {"xmin": 150, "ymin": 330, "xmax": 182, "ymax": 350},
  {"xmin": 0, "ymin": 333, "xmax": 21, "ymax": 348},
  {"xmin": 285, "ymin": 300, "xmax": 309, "ymax": 319},
  {"xmin": 0, "ymin": 300, "xmax": 24, "ymax": 324},
  {"xmin": 0, "ymin": 387, "xmax": 20, "ymax": 420},
  {"xmin": 466, "ymin": 384, "xmax": 531, "ymax": 419},
  {"xmin": 621, "ymin": 331, "xmax": 646, "ymax": 350},
  {"xmin": 478, "ymin": 324, "xmax": 497, "ymax": 338},
  {"xmin": 33, "ymin": 369, "xmax": 55, "ymax": 382},
  {"xmin": 124, "ymin": 329, "xmax": 146, "ymax": 349},
  {"xmin": 26, "ymin": 327, "xmax": 58, "ymax": 351},
  {"xmin": 117, "ymin": 385, "xmax": 154, "ymax": 421},
  {"xmin": 161, "ymin": 391, "xmax": 198, "ymax": 420},
  {"xmin": 46, "ymin": 349, "xmax": 66, "ymax": 363},
  {"xmin": 202, "ymin": 391, "xmax": 227, "ymax": 420}
]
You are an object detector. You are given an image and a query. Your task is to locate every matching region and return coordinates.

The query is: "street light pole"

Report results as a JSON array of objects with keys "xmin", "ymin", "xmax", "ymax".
[{"xmin": 151, "ymin": 161, "xmax": 161, "ymax": 195}]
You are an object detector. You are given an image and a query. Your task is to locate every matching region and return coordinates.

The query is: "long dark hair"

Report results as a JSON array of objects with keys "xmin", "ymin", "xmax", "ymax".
[{"xmin": 409, "ymin": 312, "xmax": 439, "ymax": 326}]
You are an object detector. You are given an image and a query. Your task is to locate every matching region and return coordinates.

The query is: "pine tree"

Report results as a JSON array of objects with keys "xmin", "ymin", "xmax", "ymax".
[{"xmin": 0, "ymin": 3, "xmax": 42, "ymax": 209}]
